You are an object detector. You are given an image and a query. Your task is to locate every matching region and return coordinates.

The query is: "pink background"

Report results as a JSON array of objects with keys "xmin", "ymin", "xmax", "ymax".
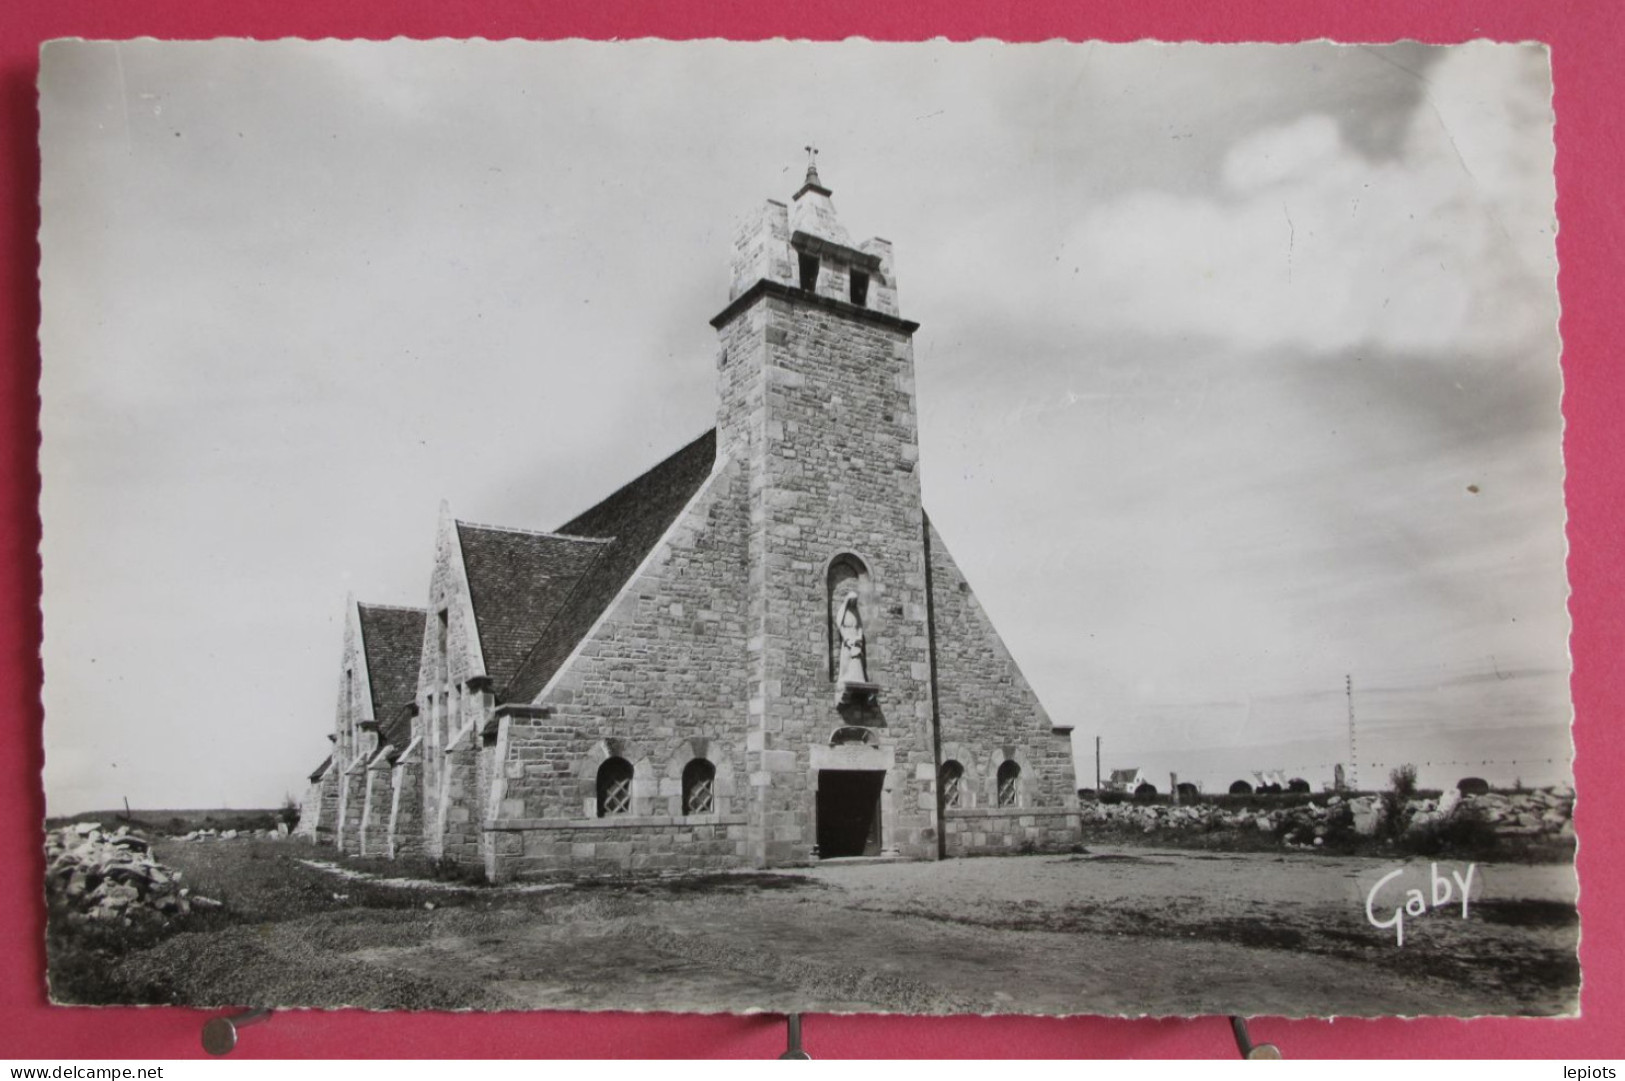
[{"xmin": 3, "ymin": 0, "xmax": 1619, "ymax": 1059}]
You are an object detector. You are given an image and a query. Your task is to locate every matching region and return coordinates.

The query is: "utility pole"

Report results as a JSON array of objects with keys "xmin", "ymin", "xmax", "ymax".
[
  {"xmin": 1095, "ymin": 736, "xmax": 1102, "ymax": 792},
  {"xmin": 1346, "ymin": 674, "xmax": 1358, "ymax": 791}
]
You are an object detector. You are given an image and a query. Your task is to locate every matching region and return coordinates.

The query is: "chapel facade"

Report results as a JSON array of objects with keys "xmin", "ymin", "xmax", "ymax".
[{"xmin": 296, "ymin": 161, "xmax": 1082, "ymax": 880}]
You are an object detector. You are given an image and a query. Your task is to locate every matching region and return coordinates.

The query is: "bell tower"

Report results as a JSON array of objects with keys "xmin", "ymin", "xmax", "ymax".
[{"xmin": 710, "ymin": 156, "xmax": 938, "ymax": 866}]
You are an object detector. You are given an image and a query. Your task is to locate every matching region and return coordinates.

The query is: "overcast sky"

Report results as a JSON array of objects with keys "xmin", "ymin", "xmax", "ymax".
[{"xmin": 38, "ymin": 40, "xmax": 1566, "ymax": 814}]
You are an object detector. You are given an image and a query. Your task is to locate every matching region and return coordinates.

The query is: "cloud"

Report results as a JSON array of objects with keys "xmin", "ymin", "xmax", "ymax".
[{"xmin": 1061, "ymin": 45, "xmax": 1556, "ymax": 358}]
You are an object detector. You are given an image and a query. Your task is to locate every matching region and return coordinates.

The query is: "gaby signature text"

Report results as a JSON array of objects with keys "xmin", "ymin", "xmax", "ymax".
[{"xmin": 1365, "ymin": 862, "xmax": 1478, "ymax": 946}]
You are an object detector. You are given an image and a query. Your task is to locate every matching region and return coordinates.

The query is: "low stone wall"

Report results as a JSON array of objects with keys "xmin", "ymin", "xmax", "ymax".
[
  {"xmin": 943, "ymin": 807, "xmax": 1082, "ymax": 857},
  {"xmin": 1077, "ymin": 786, "xmax": 1574, "ymax": 848},
  {"xmin": 484, "ymin": 814, "xmax": 752, "ymax": 881}
]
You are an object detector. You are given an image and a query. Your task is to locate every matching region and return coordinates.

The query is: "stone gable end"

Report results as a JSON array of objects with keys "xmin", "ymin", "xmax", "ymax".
[
  {"xmin": 484, "ymin": 459, "xmax": 754, "ymax": 878},
  {"xmin": 926, "ymin": 519, "xmax": 1081, "ymax": 855}
]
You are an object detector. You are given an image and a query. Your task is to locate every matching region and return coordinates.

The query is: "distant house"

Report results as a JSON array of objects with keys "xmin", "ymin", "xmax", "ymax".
[
  {"xmin": 1103, "ymin": 768, "xmax": 1146, "ymax": 794},
  {"xmin": 1252, "ymin": 769, "xmax": 1288, "ymax": 791}
]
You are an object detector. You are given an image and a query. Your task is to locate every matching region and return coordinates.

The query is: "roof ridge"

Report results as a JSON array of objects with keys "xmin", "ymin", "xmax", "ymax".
[
  {"xmin": 454, "ymin": 519, "xmax": 616, "ymax": 544},
  {"xmin": 555, "ymin": 427, "xmax": 716, "ymax": 533}
]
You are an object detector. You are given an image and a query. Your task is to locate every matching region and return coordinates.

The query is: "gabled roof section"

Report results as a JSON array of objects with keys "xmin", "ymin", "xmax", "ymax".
[
  {"xmin": 356, "ymin": 603, "xmax": 426, "ymax": 722},
  {"xmin": 502, "ymin": 428, "xmax": 718, "ymax": 702},
  {"xmin": 455, "ymin": 522, "xmax": 609, "ymax": 690},
  {"xmin": 308, "ymin": 756, "xmax": 333, "ymax": 783}
]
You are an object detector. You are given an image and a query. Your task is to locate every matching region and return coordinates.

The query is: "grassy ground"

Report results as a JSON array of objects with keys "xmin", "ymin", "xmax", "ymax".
[
  {"xmin": 46, "ymin": 837, "xmax": 1581, "ymax": 1017},
  {"xmin": 46, "ymin": 808, "xmax": 290, "ymax": 836}
]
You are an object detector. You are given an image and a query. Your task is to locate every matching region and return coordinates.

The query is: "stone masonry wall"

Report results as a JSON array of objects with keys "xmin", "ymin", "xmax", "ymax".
[
  {"xmin": 360, "ymin": 760, "xmax": 392, "ymax": 856},
  {"xmin": 439, "ymin": 739, "xmax": 481, "ymax": 865},
  {"xmin": 329, "ymin": 602, "xmax": 374, "ymax": 852},
  {"xmin": 388, "ymin": 756, "xmax": 424, "ymax": 859},
  {"xmin": 726, "ymin": 200, "xmax": 792, "ymax": 303},
  {"xmin": 332, "ymin": 609, "xmax": 362, "ymax": 778},
  {"xmin": 476, "ymin": 738, "xmax": 496, "ymax": 867},
  {"xmin": 337, "ymin": 764, "xmax": 367, "ymax": 854},
  {"xmin": 717, "ymin": 293, "xmax": 769, "ymax": 467},
  {"xmin": 943, "ymin": 809, "xmax": 1081, "ymax": 856},
  {"xmin": 295, "ymin": 770, "xmax": 334, "ymax": 842},
  {"xmin": 719, "ymin": 285, "xmax": 939, "ymax": 866},
  {"xmin": 489, "ymin": 462, "xmax": 754, "ymax": 879},
  {"xmin": 926, "ymin": 521, "xmax": 1080, "ymax": 856},
  {"xmin": 487, "ymin": 816, "xmax": 750, "ymax": 880}
]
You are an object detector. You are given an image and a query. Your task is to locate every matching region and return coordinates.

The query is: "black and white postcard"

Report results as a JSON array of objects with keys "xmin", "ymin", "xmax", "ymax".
[{"xmin": 38, "ymin": 39, "xmax": 1574, "ymax": 1017}]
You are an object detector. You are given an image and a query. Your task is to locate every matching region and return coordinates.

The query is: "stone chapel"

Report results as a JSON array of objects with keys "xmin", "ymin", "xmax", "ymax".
[{"xmin": 296, "ymin": 160, "xmax": 1083, "ymax": 880}]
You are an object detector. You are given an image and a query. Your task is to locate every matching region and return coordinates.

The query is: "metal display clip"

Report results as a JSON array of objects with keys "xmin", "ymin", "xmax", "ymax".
[
  {"xmin": 201, "ymin": 1008, "xmax": 273, "ymax": 1055},
  {"xmin": 1228, "ymin": 1016, "xmax": 1282, "ymax": 1059},
  {"xmin": 778, "ymin": 1013, "xmax": 811, "ymax": 1059}
]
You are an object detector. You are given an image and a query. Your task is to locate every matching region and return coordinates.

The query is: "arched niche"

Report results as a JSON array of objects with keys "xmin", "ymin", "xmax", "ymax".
[{"xmin": 826, "ymin": 553, "xmax": 874, "ymax": 686}]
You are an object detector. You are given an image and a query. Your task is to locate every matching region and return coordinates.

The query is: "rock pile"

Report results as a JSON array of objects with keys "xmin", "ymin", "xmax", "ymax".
[
  {"xmin": 1077, "ymin": 786, "xmax": 1574, "ymax": 848},
  {"xmin": 177, "ymin": 823, "xmax": 290, "ymax": 842},
  {"xmin": 45, "ymin": 823, "xmax": 197, "ymax": 923},
  {"xmin": 1078, "ymin": 798, "xmax": 1345, "ymax": 842},
  {"xmin": 1432, "ymin": 787, "xmax": 1575, "ymax": 838}
]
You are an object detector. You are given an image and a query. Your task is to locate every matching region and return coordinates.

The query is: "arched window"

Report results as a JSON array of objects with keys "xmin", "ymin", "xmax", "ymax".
[
  {"xmin": 997, "ymin": 761, "xmax": 1021, "ymax": 808},
  {"xmin": 597, "ymin": 756, "xmax": 633, "ymax": 817},
  {"xmin": 682, "ymin": 759, "xmax": 715, "ymax": 816},
  {"xmin": 940, "ymin": 760, "xmax": 965, "ymax": 809}
]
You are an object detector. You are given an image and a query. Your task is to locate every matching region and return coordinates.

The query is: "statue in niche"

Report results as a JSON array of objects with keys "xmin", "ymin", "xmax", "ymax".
[{"xmin": 834, "ymin": 592, "xmax": 868, "ymax": 685}]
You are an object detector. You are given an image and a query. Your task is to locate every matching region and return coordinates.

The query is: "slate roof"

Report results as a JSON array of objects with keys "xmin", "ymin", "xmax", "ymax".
[
  {"xmin": 356, "ymin": 603, "xmax": 427, "ymax": 736},
  {"xmin": 455, "ymin": 522, "xmax": 610, "ymax": 692},
  {"xmin": 379, "ymin": 701, "xmax": 417, "ymax": 751},
  {"xmin": 501, "ymin": 428, "xmax": 718, "ymax": 702}
]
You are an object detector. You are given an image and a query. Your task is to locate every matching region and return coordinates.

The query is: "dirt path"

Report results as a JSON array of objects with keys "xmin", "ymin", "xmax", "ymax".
[{"xmin": 109, "ymin": 843, "xmax": 1579, "ymax": 1016}]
